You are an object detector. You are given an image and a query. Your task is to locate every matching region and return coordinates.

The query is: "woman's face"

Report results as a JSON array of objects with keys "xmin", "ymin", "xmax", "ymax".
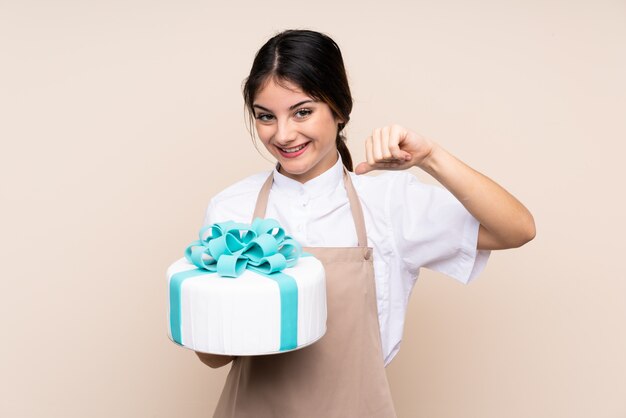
[{"xmin": 252, "ymin": 78, "xmax": 342, "ymax": 183}]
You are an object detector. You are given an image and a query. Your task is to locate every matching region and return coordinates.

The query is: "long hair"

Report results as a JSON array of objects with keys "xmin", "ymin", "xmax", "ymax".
[{"xmin": 243, "ymin": 29, "xmax": 354, "ymax": 171}]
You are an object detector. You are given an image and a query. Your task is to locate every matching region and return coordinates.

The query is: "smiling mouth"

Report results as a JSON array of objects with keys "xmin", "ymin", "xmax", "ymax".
[
  {"xmin": 276, "ymin": 142, "xmax": 309, "ymax": 158},
  {"xmin": 279, "ymin": 143, "xmax": 308, "ymax": 153}
]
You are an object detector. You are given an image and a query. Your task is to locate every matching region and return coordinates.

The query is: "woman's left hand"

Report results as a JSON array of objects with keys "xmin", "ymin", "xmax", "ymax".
[
  {"xmin": 354, "ymin": 124, "xmax": 536, "ymax": 250},
  {"xmin": 354, "ymin": 124, "xmax": 435, "ymax": 174}
]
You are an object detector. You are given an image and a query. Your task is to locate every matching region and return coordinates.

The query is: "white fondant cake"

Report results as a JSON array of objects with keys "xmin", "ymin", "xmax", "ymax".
[{"xmin": 167, "ymin": 255, "xmax": 327, "ymax": 356}]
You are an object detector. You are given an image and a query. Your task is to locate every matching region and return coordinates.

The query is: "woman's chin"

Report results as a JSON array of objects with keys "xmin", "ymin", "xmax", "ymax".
[
  {"xmin": 277, "ymin": 161, "xmax": 316, "ymax": 181},
  {"xmin": 279, "ymin": 164, "xmax": 309, "ymax": 177}
]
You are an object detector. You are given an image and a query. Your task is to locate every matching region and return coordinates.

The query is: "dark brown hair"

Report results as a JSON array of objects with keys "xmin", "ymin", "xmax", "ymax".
[{"xmin": 243, "ymin": 29, "xmax": 354, "ymax": 171}]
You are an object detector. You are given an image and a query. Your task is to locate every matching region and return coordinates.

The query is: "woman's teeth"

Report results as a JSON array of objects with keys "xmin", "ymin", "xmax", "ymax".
[{"xmin": 280, "ymin": 143, "xmax": 307, "ymax": 153}]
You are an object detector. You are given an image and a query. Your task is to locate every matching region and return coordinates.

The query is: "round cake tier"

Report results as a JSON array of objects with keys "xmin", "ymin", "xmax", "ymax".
[{"xmin": 167, "ymin": 256, "xmax": 327, "ymax": 355}]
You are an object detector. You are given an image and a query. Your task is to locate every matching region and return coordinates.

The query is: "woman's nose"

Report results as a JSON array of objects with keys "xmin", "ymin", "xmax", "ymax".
[{"xmin": 275, "ymin": 119, "xmax": 296, "ymax": 144}]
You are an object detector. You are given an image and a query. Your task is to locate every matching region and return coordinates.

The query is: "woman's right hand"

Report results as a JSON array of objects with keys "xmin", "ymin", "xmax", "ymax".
[{"xmin": 195, "ymin": 352, "xmax": 235, "ymax": 368}]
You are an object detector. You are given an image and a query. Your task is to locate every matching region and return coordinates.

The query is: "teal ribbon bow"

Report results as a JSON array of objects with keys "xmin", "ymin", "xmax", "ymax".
[{"xmin": 169, "ymin": 218, "xmax": 302, "ymax": 352}]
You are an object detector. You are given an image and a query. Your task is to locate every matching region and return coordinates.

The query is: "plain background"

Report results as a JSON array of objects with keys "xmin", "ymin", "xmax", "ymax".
[{"xmin": 2, "ymin": 0, "xmax": 625, "ymax": 417}]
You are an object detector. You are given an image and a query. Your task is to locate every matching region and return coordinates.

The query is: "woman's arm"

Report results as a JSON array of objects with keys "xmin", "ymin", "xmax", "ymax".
[
  {"xmin": 354, "ymin": 124, "xmax": 535, "ymax": 250},
  {"xmin": 195, "ymin": 352, "xmax": 235, "ymax": 368}
]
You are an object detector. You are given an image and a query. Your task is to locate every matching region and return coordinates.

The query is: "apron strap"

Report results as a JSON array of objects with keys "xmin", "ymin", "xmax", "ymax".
[
  {"xmin": 252, "ymin": 173, "xmax": 273, "ymax": 220},
  {"xmin": 252, "ymin": 168, "xmax": 369, "ymax": 247}
]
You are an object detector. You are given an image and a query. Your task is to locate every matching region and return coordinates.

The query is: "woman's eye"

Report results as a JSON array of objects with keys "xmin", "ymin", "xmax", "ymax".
[
  {"xmin": 294, "ymin": 108, "xmax": 312, "ymax": 118},
  {"xmin": 255, "ymin": 113, "xmax": 274, "ymax": 122}
]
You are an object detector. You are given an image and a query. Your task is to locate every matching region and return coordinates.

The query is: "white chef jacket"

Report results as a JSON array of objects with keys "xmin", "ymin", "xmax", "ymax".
[{"xmin": 203, "ymin": 156, "xmax": 490, "ymax": 366}]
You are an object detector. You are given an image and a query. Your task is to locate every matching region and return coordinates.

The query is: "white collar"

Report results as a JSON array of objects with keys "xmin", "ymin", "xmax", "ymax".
[{"xmin": 272, "ymin": 154, "xmax": 344, "ymax": 198}]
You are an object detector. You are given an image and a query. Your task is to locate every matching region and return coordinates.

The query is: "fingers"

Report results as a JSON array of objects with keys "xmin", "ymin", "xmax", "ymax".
[
  {"xmin": 372, "ymin": 128, "xmax": 383, "ymax": 161},
  {"xmin": 371, "ymin": 127, "xmax": 393, "ymax": 162},
  {"xmin": 374, "ymin": 127, "xmax": 394, "ymax": 160},
  {"xmin": 357, "ymin": 124, "xmax": 414, "ymax": 175},
  {"xmin": 367, "ymin": 125, "xmax": 410, "ymax": 162},
  {"xmin": 365, "ymin": 135, "xmax": 374, "ymax": 166},
  {"xmin": 389, "ymin": 124, "xmax": 410, "ymax": 160}
]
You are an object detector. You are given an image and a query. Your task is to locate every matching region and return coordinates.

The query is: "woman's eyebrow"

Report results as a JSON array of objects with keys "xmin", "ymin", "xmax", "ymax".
[{"xmin": 253, "ymin": 100, "xmax": 314, "ymax": 112}]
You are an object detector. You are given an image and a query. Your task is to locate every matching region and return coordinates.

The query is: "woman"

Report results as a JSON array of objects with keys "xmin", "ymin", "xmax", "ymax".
[{"xmin": 196, "ymin": 29, "xmax": 535, "ymax": 417}]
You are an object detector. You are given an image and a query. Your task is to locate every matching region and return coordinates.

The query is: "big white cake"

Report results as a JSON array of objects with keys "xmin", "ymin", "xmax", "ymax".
[{"xmin": 167, "ymin": 219, "xmax": 327, "ymax": 356}]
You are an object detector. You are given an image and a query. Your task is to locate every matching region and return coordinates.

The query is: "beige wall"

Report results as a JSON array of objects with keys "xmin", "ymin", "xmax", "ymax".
[{"xmin": 2, "ymin": 0, "xmax": 625, "ymax": 416}]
